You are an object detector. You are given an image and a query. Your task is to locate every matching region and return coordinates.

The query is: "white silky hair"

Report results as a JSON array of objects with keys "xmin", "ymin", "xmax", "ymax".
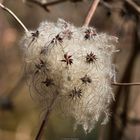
[{"xmin": 21, "ymin": 19, "xmax": 118, "ymax": 133}]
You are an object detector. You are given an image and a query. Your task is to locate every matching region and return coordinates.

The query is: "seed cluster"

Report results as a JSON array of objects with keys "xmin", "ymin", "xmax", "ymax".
[
  {"xmin": 42, "ymin": 78, "xmax": 54, "ymax": 87},
  {"xmin": 21, "ymin": 19, "xmax": 118, "ymax": 133},
  {"xmin": 69, "ymin": 87, "xmax": 82, "ymax": 99},
  {"xmin": 84, "ymin": 28, "xmax": 97, "ymax": 40},
  {"xmin": 61, "ymin": 53, "xmax": 73, "ymax": 65},
  {"xmin": 81, "ymin": 75, "xmax": 92, "ymax": 84},
  {"xmin": 86, "ymin": 52, "xmax": 97, "ymax": 64}
]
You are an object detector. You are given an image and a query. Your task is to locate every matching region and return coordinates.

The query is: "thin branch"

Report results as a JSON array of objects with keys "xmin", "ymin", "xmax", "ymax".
[
  {"xmin": 27, "ymin": 0, "xmax": 83, "ymax": 12},
  {"xmin": 125, "ymin": 0, "xmax": 140, "ymax": 15},
  {"xmin": 112, "ymin": 82, "xmax": 140, "ymax": 86},
  {"xmin": 127, "ymin": 117, "xmax": 140, "ymax": 125},
  {"xmin": 35, "ymin": 92, "xmax": 59, "ymax": 140},
  {"xmin": 100, "ymin": 0, "xmax": 113, "ymax": 10},
  {"xmin": 100, "ymin": 0, "xmax": 123, "ymax": 11},
  {"xmin": 27, "ymin": 0, "xmax": 68, "ymax": 12},
  {"xmin": 35, "ymin": 108, "xmax": 51, "ymax": 140},
  {"xmin": 83, "ymin": 0, "xmax": 100, "ymax": 27},
  {"xmin": 0, "ymin": 3, "xmax": 28, "ymax": 32}
]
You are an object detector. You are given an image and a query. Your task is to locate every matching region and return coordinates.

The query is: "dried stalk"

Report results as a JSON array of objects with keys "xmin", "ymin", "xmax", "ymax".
[
  {"xmin": 35, "ymin": 109, "xmax": 50, "ymax": 140},
  {"xmin": 0, "ymin": 3, "xmax": 28, "ymax": 32},
  {"xmin": 83, "ymin": 0, "xmax": 100, "ymax": 26},
  {"xmin": 112, "ymin": 82, "xmax": 140, "ymax": 86},
  {"xmin": 35, "ymin": 92, "xmax": 58, "ymax": 140},
  {"xmin": 28, "ymin": 0, "xmax": 69, "ymax": 12},
  {"xmin": 27, "ymin": 0, "xmax": 67, "ymax": 12},
  {"xmin": 27, "ymin": 0, "xmax": 84, "ymax": 12}
]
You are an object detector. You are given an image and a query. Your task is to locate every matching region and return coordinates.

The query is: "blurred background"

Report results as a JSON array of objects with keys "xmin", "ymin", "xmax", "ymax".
[{"xmin": 0, "ymin": 0, "xmax": 140, "ymax": 140}]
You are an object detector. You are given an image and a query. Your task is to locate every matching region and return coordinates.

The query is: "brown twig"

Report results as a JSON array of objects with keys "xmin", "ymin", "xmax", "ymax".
[
  {"xmin": 112, "ymin": 82, "xmax": 140, "ymax": 86},
  {"xmin": 35, "ymin": 109, "xmax": 51, "ymax": 140},
  {"xmin": 27, "ymin": 0, "xmax": 83, "ymax": 12},
  {"xmin": 0, "ymin": 3, "xmax": 28, "ymax": 32},
  {"xmin": 100, "ymin": 0, "xmax": 123, "ymax": 12},
  {"xmin": 100, "ymin": 0, "xmax": 112, "ymax": 10},
  {"xmin": 35, "ymin": 92, "xmax": 59, "ymax": 140},
  {"xmin": 27, "ymin": 0, "xmax": 68, "ymax": 12},
  {"xmin": 125, "ymin": 0, "xmax": 140, "ymax": 15},
  {"xmin": 83, "ymin": 0, "xmax": 100, "ymax": 26}
]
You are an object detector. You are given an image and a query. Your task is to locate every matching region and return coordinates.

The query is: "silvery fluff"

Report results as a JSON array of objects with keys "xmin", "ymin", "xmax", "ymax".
[{"xmin": 21, "ymin": 19, "xmax": 118, "ymax": 133}]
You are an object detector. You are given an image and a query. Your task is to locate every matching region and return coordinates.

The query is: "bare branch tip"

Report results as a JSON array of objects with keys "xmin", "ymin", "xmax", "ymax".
[
  {"xmin": 83, "ymin": 0, "xmax": 100, "ymax": 27},
  {"xmin": 0, "ymin": 2, "xmax": 29, "ymax": 32}
]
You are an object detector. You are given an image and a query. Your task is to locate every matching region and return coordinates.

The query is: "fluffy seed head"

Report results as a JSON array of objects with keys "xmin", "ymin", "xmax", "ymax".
[{"xmin": 21, "ymin": 19, "xmax": 118, "ymax": 133}]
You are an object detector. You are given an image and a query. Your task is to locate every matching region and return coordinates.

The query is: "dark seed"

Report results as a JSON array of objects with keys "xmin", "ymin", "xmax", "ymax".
[
  {"xmin": 81, "ymin": 75, "xmax": 92, "ymax": 84},
  {"xmin": 42, "ymin": 78, "xmax": 54, "ymax": 87},
  {"xmin": 86, "ymin": 52, "xmax": 97, "ymax": 63}
]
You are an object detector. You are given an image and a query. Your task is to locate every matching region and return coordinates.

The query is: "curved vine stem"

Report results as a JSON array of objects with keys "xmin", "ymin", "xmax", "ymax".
[{"xmin": 0, "ymin": 3, "xmax": 28, "ymax": 32}]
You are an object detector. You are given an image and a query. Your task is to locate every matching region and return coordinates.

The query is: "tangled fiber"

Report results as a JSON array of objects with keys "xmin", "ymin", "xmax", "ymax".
[{"xmin": 21, "ymin": 19, "xmax": 118, "ymax": 133}]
